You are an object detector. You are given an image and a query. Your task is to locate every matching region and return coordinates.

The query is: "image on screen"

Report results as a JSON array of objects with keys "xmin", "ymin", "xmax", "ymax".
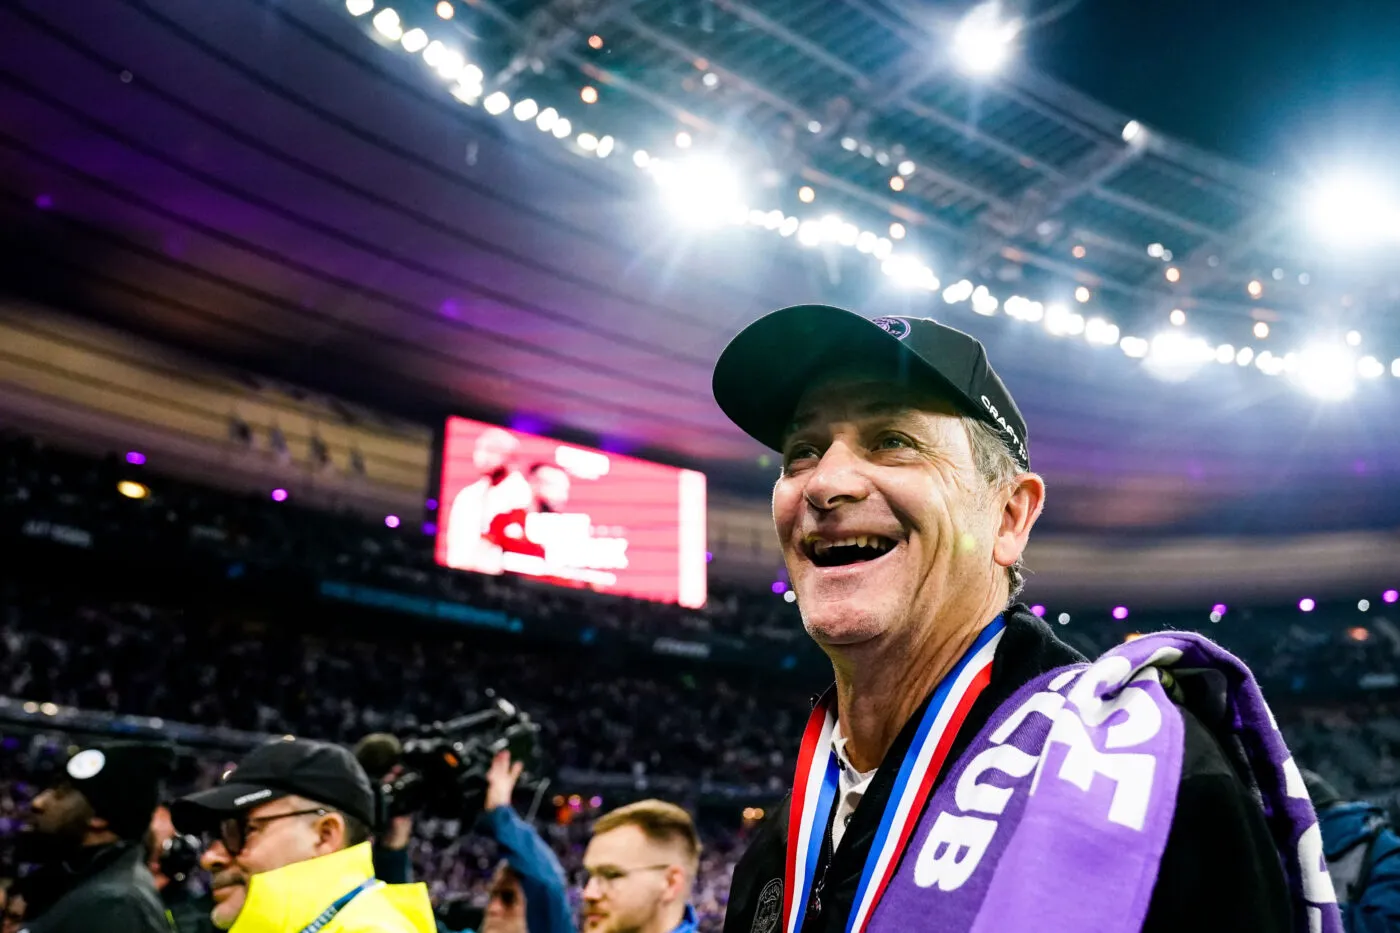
[{"xmin": 434, "ymin": 416, "xmax": 708, "ymax": 608}]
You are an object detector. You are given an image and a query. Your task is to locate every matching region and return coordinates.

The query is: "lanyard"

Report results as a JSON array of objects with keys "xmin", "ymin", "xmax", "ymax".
[
  {"xmin": 783, "ymin": 616, "xmax": 1005, "ymax": 933},
  {"xmin": 298, "ymin": 878, "xmax": 380, "ymax": 933}
]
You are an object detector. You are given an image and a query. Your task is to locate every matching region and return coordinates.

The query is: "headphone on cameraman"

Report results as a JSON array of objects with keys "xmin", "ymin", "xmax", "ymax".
[{"xmin": 159, "ymin": 832, "xmax": 203, "ymax": 884}]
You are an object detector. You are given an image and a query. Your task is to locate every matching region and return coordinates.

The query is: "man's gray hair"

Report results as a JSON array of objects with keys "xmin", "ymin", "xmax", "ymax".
[{"xmin": 962, "ymin": 417, "xmax": 1027, "ymax": 601}]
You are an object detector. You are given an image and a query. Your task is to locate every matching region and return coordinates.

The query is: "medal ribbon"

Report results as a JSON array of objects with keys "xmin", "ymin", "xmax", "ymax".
[{"xmin": 782, "ymin": 616, "xmax": 1006, "ymax": 933}]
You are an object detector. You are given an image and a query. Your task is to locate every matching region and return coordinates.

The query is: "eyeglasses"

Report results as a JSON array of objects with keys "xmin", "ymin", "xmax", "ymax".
[
  {"xmin": 219, "ymin": 808, "xmax": 327, "ymax": 856},
  {"xmin": 582, "ymin": 864, "xmax": 673, "ymax": 891}
]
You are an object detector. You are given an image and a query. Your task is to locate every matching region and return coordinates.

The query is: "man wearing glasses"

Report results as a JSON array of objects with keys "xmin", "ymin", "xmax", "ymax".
[
  {"xmin": 172, "ymin": 737, "xmax": 434, "ymax": 933},
  {"xmin": 581, "ymin": 801, "xmax": 701, "ymax": 933}
]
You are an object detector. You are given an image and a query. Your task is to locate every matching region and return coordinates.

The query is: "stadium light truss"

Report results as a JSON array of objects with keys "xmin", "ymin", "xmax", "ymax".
[{"xmin": 338, "ymin": 0, "xmax": 1400, "ymax": 399}]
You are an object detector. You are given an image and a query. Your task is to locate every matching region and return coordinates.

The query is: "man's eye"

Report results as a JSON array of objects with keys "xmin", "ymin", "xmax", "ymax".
[
  {"xmin": 784, "ymin": 444, "xmax": 819, "ymax": 463},
  {"xmin": 875, "ymin": 434, "xmax": 912, "ymax": 450}
]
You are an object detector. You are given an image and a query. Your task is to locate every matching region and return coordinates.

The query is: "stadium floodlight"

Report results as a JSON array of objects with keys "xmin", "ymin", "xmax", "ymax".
[
  {"xmin": 1393, "ymin": 358, "xmax": 1400, "ymax": 378},
  {"xmin": 653, "ymin": 155, "xmax": 747, "ymax": 228},
  {"xmin": 431, "ymin": 47, "xmax": 465, "ymax": 80},
  {"xmin": 1122, "ymin": 120, "xmax": 1143, "ymax": 143},
  {"xmin": 1357, "ymin": 355, "xmax": 1384, "ymax": 379},
  {"xmin": 970, "ymin": 284, "xmax": 999, "ymax": 313},
  {"xmin": 400, "ymin": 28, "xmax": 428, "ymax": 53},
  {"xmin": 347, "ymin": 0, "xmax": 374, "ymax": 15},
  {"xmin": 1293, "ymin": 342, "xmax": 1357, "ymax": 399},
  {"xmin": 552, "ymin": 118, "xmax": 572, "ymax": 139},
  {"xmin": 372, "ymin": 7, "xmax": 402, "ymax": 39},
  {"xmin": 1084, "ymin": 317, "xmax": 1119, "ymax": 345},
  {"xmin": 952, "ymin": 1, "xmax": 1022, "ymax": 76},
  {"xmin": 942, "ymin": 279, "xmax": 974, "ymax": 304},
  {"xmin": 1144, "ymin": 331, "xmax": 1212, "ymax": 382},
  {"xmin": 1306, "ymin": 174, "xmax": 1400, "ymax": 248},
  {"xmin": 512, "ymin": 98, "xmax": 539, "ymax": 121},
  {"xmin": 595, "ymin": 135, "xmax": 615, "ymax": 158},
  {"xmin": 1215, "ymin": 343, "xmax": 1235, "ymax": 364},
  {"xmin": 535, "ymin": 107, "xmax": 559, "ymax": 132},
  {"xmin": 483, "ymin": 92, "xmax": 510, "ymax": 115}
]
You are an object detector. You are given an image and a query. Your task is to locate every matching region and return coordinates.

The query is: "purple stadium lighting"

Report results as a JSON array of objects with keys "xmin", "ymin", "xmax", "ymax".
[
  {"xmin": 270, "ymin": 488, "xmax": 288, "ymax": 502},
  {"xmin": 35, "ymin": 194, "xmax": 52, "ymax": 209},
  {"xmin": 772, "ymin": 581, "xmax": 787, "ymax": 595},
  {"xmin": 422, "ymin": 522, "xmax": 437, "ymax": 536},
  {"xmin": 125, "ymin": 450, "xmax": 146, "ymax": 466},
  {"xmin": 1212, "ymin": 603, "xmax": 1227, "ymax": 615},
  {"xmin": 705, "ymin": 551, "xmax": 713, "ymax": 562},
  {"xmin": 1384, "ymin": 590, "xmax": 1399, "ymax": 604},
  {"xmin": 1112, "ymin": 606, "xmax": 1129, "ymax": 621},
  {"xmin": 385, "ymin": 515, "xmax": 401, "ymax": 529},
  {"xmin": 1299, "ymin": 598, "xmax": 1316, "ymax": 612},
  {"xmin": 425, "ymin": 498, "xmax": 438, "ymax": 511},
  {"xmin": 1029, "ymin": 605, "xmax": 1045, "ymax": 617}
]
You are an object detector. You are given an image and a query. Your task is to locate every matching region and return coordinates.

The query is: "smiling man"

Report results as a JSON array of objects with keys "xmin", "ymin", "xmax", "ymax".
[
  {"xmin": 172, "ymin": 738, "xmax": 434, "ymax": 933},
  {"xmin": 714, "ymin": 306, "xmax": 1339, "ymax": 933}
]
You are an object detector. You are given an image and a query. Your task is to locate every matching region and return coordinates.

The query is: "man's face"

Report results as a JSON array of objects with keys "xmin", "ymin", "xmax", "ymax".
[
  {"xmin": 582, "ymin": 825, "xmax": 682, "ymax": 933},
  {"xmin": 148, "ymin": 805, "xmax": 177, "ymax": 889},
  {"xmin": 773, "ymin": 375, "xmax": 1004, "ymax": 648},
  {"xmin": 198, "ymin": 798, "xmax": 331, "ymax": 930},
  {"xmin": 531, "ymin": 466, "xmax": 571, "ymax": 511},
  {"xmin": 475, "ymin": 429, "xmax": 520, "ymax": 472},
  {"xmin": 27, "ymin": 784, "xmax": 96, "ymax": 849},
  {"xmin": 479, "ymin": 865, "xmax": 527, "ymax": 933},
  {"xmin": 2, "ymin": 891, "xmax": 24, "ymax": 933}
]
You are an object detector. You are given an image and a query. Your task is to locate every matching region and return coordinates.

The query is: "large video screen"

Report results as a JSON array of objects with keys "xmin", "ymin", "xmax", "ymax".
[{"xmin": 434, "ymin": 416, "xmax": 708, "ymax": 608}]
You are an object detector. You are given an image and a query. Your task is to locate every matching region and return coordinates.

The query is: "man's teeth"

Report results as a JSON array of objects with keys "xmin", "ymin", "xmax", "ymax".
[{"xmin": 812, "ymin": 536, "xmax": 893, "ymax": 556}]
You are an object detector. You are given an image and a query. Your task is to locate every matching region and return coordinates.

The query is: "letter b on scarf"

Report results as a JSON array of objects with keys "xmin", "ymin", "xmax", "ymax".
[{"xmin": 913, "ymin": 812, "xmax": 997, "ymax": 891}]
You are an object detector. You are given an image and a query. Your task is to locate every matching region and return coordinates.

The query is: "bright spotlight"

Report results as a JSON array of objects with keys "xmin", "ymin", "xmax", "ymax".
[
  {"xmin": 942, "ymin": 279, "xmax": 974, "ymax": 304},
  {"xmin": 969, "ymin": 284, "xmax": 999, "ymax": 312},
  {"xmin": 675, "ymin": 131, "xmax": 693, "ymax": 149},
  {"xmin": 580, "ymin": 86, "xmax": 598, "ymax": 104},
  {"xmin": 535, "ymin": 107, "xmax": 558, "ymax": 132},
  {"xmin": 889, "ymin": 222, "xmax": 906, "ymax": 240},
  {"xmin": 1120, "ymin": 336, "xmax": 1149, "ymax": 359},
  {"xmin": 347, "ymin": 0, "xmax": 374, "ymax": 15},
  {"xmin": 483, "ymin": 92, "xmax": 510, "ymax": 115},
  {"xmin": 1306, "ymin": 174, "xmax": 1400, "ymax": 248},
  {"xmin": 1253, "ymin": 321, "xmax": 1270, "ymax": 339},
  {"xmin": 463, "ymin": 64, "xmax": 484, "ymax": 85},
  {"xmin": 1084, "ymin": 317, "xmax": 1119, "ymax": 345},
  {"xmin": 1294, "ymin": 342, "xmax": 1356, "ymax": 400},
  {"xmin": 778, "ymin": 216, "xmax": 800, "ymax": 237},
  {"xmin": 400, "ymin": 28, "xmax": 428, "ymax": 53},
  {"xmin": 653, "ymin": 155, "xmax": 747, "ymax": 227},
  {"xmin": 552, "ymin": 118, "xmax": 572, "ymax": 138},
  {"xmin": 577, "ymin": 132, "xmax": 599, "ymax": 151},
  {"xmin": 1044, "ymin": 304, "xmax": 1083, "ymax": 337},
  {"xmin": 798, "ymin": 186, "xmax": 815, "ymax": 203},
  {"xmin": 884, "ymin": 256, "xmax": 939, "ymax": 291},
  {"xmin": 1146, "ymin": 242, "xmax": 1164, "ymax": 258},
  {"xmin": 952, "ymin": 1, "xmax": 1022, "ymax": 76},
  {"xmin": 512, "ymin": 98, "xmax": 539, "ymax": 121},
  {"xmin": 1346, "ymin": 329, "xmax": 1362, "ymax": 346},
  {"xmin": 117, "ymin": 481, "xmax": 149, "ymax": 500},
  {"xmin": 1299, "ymin": 598, "xmax": 1316, "ymax": 613},
  {"xmin": 372, "ymin": 7, "xmax": 403, "ymax": 39},
  {"xmin": 1144, "ymin": 331, "xmax": 1212, "ymax": 382},
  {"xmin": 1121, "ymin": 120, "xmax": 1142, "ymax": 143},
  {"xmin": 1169, "ymin": 308, "xmax": 1186, "ymax": 326},
  {"xmin": 436, "ymin": 1, "xmax": 454, "ymax": 17},
  {"xmin": 1235, "ymin": 346, "xmax": 1254, "ymax": 366},
  {"xmin": 797, "ymin": 221, "xmax": 822, "ymax": 246},
  {"xmin": 595, "ymin": 135, "xmax": 615, "ymax": 158},
  {"xmin": 633, "ymin": 149, "xmax": 650, "ymax": 168},
  {"xmin": 897, "ymin": 160, "xmax": 916, "ymax": 176},
  {"xmin": 1357, "ymin": 355, "xmax": 1385, "ymax": 379},
  {"xmin": 1393, "ymin": 358, "xmax": 1400, "ymax": 377},
  {"xmin": 1247, "ymin": 279, "xmax": 1263, "ymax": 298},
  {"xmin": 1074, "ymin": 285, "xmax": 1090, "ymax": 303},
  {"xmin": 1215, "ymin": 343, "xmax": 1235, "ymax": 364}
]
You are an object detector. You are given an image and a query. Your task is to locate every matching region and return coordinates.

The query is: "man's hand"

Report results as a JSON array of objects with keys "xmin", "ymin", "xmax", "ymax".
[
  {"xmin": 485, "ymin": 749, "xmax": 523, "ymax": 812},
  {"xmin": 381, "ymin": 815, "xmax": 414, "ymax": 851}
]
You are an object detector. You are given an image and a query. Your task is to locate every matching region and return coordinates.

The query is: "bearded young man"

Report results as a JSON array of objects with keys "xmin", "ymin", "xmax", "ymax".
[
  {"xmin": 581, "ymin": 801, "xmax": 701, "ymax": 933},
  {"xmin": 713, "ymin": 306, "xmax": 1340, "ymax": 933}
]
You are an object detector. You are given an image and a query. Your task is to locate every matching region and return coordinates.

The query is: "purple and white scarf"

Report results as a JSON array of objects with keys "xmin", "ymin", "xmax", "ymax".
[{"xmin": 867, "ymin": 631, "xmax": 1342, "ymax": 933}]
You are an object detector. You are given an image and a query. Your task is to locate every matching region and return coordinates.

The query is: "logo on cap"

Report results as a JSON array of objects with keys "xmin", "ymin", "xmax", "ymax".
[
  {"xmin": 980, "ymin": 395, "xmax": 1029, "ymax": 466},
  {"xmin": 233, "ymin": 789, "xmax": 275, "ymax": 807},
  {"xmin": 871, "ymin": 316, "xmax": 912, "ymax": 340},
  {"xmin": 66, "ymin": 749, "xmax": 106, "ymax": 780}
]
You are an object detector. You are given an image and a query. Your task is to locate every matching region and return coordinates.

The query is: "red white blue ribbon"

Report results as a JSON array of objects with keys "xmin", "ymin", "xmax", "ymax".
[{"xmin": 783, "ymin": 616, "xmax": 1006, "ymax": 933}]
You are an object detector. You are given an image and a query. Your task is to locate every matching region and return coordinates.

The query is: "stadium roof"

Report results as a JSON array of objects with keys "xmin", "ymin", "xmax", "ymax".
[{"xmin": 0, "ymin": 0, "xmax": 1397, "ymax": 540}]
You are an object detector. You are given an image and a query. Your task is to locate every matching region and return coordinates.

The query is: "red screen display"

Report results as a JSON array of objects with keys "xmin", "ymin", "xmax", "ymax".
[{"xmin": 434, "ymin": 416, "xmax": 708, "ymax": 608}]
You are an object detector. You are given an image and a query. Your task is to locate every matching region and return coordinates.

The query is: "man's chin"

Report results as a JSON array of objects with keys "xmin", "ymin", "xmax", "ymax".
[{"xmin": 210, "ymin": 889, "xmax": 246, "ymax": 931}]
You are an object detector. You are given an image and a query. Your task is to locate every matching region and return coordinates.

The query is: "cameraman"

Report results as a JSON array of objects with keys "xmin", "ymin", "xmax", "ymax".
[
  {"xmin": 147, "ymin": 804, "xmax": 214, "ymax": 933},
  {"xmin": 172, "ymin": 737, "xmax": 434, "ymax": 932},
  {"xmin": 473, "ymin": 751, "xmax": 573, "ymax": 933}
]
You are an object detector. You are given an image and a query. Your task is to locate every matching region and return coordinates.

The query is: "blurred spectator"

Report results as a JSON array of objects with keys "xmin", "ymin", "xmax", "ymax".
[
  {"xmin": 474, "ymin": 751, "xmax": 573, "ymax": 933},
  {"xmin": 1304, "ymin": 770, "xmax": 1400, "ymax": 933}
]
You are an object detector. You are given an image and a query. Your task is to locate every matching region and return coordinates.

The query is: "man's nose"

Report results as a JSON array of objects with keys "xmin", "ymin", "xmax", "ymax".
[
  {"xmin": 200, "ymin": 839, "xmax": 231, "ymax": 872},
  {"xmin": 582, "ymin": 876, "xmax": 605, "ymax": 900},
  {"xmin": 803, "ymin": 440, "xmax": 871, "ymax": 511}
]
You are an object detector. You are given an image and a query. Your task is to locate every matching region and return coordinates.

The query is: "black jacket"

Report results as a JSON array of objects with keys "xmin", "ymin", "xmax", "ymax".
[
  {"xmin": 20, "ymin": 841, "xmax": 170, "ymax": 933},
  {"xmin": 724, "ymin": 606, "xmax": 1292, "ymax": 933},
  {"xmin": 162, "ymin": 883, "xmax": 216, "ymax": 933}
]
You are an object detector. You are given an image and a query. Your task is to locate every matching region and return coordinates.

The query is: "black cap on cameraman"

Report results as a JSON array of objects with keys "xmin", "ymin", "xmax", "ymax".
[
  {"xmin": 60, "ymin": 741, "xmax": 175, "ymax": 840},
  {"xmin": 712, "ymin": 305, "xmax": 1029, "ymax": 470},
  {"xmin": 171, "ymin": 738, "xmax": 376, "ymax": 834}
]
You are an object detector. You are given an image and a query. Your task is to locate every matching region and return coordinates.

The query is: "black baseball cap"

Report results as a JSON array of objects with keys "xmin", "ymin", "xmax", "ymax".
[
  {"xmin": 713, "ymin": 305, "xmax": 1029, "ymax": 469},
  {"xmin": 171, "ymin": 738, "xmax": 376, "ymax": 833}
]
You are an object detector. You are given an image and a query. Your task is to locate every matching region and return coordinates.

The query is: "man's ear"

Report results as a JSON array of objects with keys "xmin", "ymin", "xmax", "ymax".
[
  {"xmin": 993, "ymin": 472, "xmax": 1045, "ymax": 572},
  {"xmin": 314, "ymin": 812, "xmax": 348, "ymax": 853},
  {"xmin": 87, "ymin": 813, "xmax": 112, "ymax": 835}
]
